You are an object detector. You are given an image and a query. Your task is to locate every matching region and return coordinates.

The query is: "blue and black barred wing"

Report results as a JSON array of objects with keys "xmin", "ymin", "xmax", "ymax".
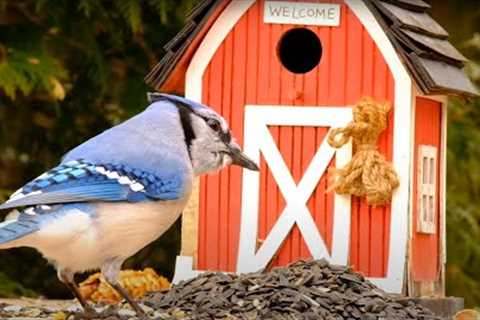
[{"xmin": 0, "ymin": 159, "xmax": 184, "ymax": 210}]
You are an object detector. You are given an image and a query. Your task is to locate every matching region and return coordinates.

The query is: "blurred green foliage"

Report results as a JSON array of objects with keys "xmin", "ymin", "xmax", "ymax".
[
  {"xmin": 0, "ymin": 272, "xmax": 36, "ymax": 298},
  {"xmin": 446, "ymin": 37, "xmax": 480, "ymax": 307},
  {"xmin": 428, "ymin": 0, "xmax": 480, "ymax": 307},
  {"xmin": 0, "ymin": 0, "xmax": 197, "ymax": 298},
  {"xmin": 0, "ymin": 0, "xmax": 479, "ymax": 308}
]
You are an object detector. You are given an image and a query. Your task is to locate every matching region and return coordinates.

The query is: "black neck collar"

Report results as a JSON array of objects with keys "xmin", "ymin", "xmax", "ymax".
[{"xmin": 177, "ymin": 104, "xmax": 196, "ymax": 159}]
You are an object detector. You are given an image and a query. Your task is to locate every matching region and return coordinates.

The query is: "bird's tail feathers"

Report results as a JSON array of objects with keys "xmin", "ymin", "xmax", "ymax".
[
  {"xmin": 0, "ymin": 220, "xmax": 17, "ymax": 249},
  {"xmin": 0, "ymin": 216, "xmax": 38, "ymax": 249}
]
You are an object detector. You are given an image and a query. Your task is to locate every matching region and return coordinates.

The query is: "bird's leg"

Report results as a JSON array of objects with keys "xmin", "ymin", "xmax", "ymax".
[
  {"xmin": 58, "ymin": 269, "xmax": 96, "ymax": 318},
  {"xmin": 102, "ymin": 259, "xmax": 148, "ymax": 319}
]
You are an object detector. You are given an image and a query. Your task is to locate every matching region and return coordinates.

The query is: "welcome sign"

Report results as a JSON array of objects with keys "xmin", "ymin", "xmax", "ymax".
[{"xmin": 264, "ymin": 1, "xmax": 341, "ymax": 26}]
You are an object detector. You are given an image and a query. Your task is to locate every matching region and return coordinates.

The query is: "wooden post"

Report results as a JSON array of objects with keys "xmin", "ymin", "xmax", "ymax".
[{"xmin": 181, "ymin": 178, "xmax": 200, "ymax": 265}]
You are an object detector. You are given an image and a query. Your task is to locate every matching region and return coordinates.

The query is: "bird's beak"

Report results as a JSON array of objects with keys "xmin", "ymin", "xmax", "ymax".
[{"xmin": 228, "ymin": 142, "xmax": 259, "ymax": 171}]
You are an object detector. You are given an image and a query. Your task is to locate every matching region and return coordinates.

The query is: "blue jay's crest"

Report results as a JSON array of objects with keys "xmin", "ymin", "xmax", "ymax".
[
  {"xmin": 147, "ymin": 93, "xmax": 231, "ymax": 140},
  {"xmin": 147, "ymin": 92, "xmax": 207, "ymax": 111},
  {"xmin": 0, "ymin": 159, "xmax": 183, "ymax": 210}
]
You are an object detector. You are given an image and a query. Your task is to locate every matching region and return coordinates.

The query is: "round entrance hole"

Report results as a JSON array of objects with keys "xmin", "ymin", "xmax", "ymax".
[{"xmin": 277, "ymin": 28, "xmax": 322, "ymax": 74}]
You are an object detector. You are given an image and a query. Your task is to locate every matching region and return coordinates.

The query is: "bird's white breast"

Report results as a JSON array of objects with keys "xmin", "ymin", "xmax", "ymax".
[{"xmin": 24, "ymin": 198, "xmax": 189, "ymax": 272}]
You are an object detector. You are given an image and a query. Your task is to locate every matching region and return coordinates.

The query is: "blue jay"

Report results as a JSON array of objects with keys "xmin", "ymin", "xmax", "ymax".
[{"xmin": 0, "ymin": 93, "xmax": 258, "ymax": 318}]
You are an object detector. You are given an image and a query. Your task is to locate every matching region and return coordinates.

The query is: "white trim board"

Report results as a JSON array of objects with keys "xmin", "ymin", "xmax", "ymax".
[{"xmin": 175, "ymin": 0, "xmax": 413, "ymax": 294}]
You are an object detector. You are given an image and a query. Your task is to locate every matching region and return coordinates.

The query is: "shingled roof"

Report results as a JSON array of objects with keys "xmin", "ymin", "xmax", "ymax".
[
  {"xmin": 144, "ymin": 0, "xmax": 227, "ymax": 93},
  {"xmin": 145, "ymin": 0, "xmax": 478, "ymax": 97},
  {"xmin": 367, "ymin": 0, "xmax": 478, "ymax": 97}
]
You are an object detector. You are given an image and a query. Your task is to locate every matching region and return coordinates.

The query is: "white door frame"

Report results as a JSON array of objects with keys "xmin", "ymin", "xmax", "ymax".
[{"xmin": 236, "ymin": 105, "xmax": 352, "ymax": 273}]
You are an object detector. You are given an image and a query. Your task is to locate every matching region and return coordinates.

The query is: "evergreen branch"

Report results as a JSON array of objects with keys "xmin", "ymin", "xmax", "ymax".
[
  {"xmin": 115, "ymin": 0, "xmax": 143, "ymax": 34},
  {"xmin": 133, "ymin": 33, "xmax": 157, "ymax": 67},
  {"xmin": 147, "ymin": 0, "xmax": 172, "ymax": 24}
]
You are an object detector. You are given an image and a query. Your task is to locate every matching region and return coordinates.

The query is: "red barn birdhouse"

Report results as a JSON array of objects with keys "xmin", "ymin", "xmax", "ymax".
[{"xmin": 145, "ymin": 0, "xmax": 478, "ymax": 297}]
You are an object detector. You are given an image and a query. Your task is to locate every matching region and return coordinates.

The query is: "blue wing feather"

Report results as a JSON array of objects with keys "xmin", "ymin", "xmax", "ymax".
[{"xmin": 0, "ymin": 159, "xmax": 184, "ymax": 209}]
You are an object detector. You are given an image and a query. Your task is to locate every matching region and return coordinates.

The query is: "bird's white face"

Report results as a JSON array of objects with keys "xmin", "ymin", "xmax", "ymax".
[{"xmin": 186, "ymin": 108, "xmax": 258, "ymax": 176}]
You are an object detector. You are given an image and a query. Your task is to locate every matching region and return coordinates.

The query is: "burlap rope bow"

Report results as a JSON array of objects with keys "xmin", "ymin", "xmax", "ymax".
[{"xmin": 327, "ymin": 98, "xmax": 399, "ymax": 206}]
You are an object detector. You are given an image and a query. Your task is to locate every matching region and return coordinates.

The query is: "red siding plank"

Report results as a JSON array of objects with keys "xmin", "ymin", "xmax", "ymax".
[
  {"xmin": 277, "ymin": 22, "xmax": 295, "ymax": 265},
  {"xmin": 206, "ymin": 46, "xmax": 224, "ymax": 269},
  {"xmin": 329, "ymin": 3, "xmax": 348, "ymax": 105},
  {"xmin": 226, "ymin": 13, "xmax": 249, "ymax": 272},
  {"xmin": 198, "ymin": 66, "xmax": 210, "ymax": 270},
  {"xmin": 219, "ymin": 32, "xmax": 233, "ymax": 270}
]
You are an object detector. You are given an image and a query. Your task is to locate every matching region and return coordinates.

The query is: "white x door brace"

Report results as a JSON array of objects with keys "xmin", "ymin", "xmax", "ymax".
[{"xmin": 236, "ymin": 105, "xmax": 352, "ymax": 273}]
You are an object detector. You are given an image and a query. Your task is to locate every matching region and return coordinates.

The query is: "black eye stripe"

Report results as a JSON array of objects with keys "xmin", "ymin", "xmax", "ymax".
[
  {"xmin": 178, "ymin": 105, "xmax": 196, "ymax": 158},
  {"xmin": 221, "ymin": 131, "xmax": 231, "ymax": 143}
]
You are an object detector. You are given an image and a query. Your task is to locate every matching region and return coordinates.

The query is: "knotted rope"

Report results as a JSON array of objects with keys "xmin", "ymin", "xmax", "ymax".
[{"xmin": 327, "ymin": 98, "xmax": 399, "ymax": 206}]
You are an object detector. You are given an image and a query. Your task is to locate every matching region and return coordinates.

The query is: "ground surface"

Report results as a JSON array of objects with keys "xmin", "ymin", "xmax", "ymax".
[{"xmin": 0, "ymin": 298, "xmax": 171, "ymax": 319}]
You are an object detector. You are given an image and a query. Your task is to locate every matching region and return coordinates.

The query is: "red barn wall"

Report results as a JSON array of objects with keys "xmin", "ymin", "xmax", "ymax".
[
  {"xmin": 197, "ymin": 0, "xmax": 395, "ymax": 277},
  {"xmin": 411, "ymin": 97, "xmax": 442, "ymax": 281}
]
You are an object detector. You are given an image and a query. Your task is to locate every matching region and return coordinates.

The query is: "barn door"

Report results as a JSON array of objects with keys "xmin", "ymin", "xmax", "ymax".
[{"xmin": 237, "ymin": 105, "xmax": 352, "ymax": 273}]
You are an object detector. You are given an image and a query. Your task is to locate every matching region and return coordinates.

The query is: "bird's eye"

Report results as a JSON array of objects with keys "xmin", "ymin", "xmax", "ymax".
[{"xmin": 208, "ymin": 119, "xmax": 221, "ymax": 132}]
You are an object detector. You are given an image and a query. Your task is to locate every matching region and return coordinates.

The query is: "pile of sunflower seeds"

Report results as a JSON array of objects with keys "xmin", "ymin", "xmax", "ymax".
[{"xmin": 145, "ymin": 259, "xmax": 443, "ymax": 320}]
